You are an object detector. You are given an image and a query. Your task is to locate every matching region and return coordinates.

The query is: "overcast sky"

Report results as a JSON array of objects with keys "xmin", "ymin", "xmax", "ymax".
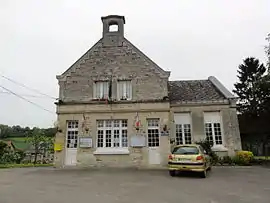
[{"xmin": 0, "ymin": 0, "xmax": 269, "ymax": 128}]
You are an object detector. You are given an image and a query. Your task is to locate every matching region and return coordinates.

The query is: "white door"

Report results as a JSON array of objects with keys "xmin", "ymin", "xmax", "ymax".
[
  {"xmin": 147, "ymin": 119, "xmax": 161, "ymax": 165},
  {"xmin": 65, "ymin": 149, "xmax": 77, "ymax": 166},
  {"xmin": 65, "ymin": 121, "xmax": 78, "ymax": 166},
  {"xmin": 148, "ymin": 147, "xmax": 160, "ymax": 165}
]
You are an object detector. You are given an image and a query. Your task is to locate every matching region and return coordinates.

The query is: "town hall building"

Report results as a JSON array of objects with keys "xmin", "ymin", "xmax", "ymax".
[{"xmin": 54, "ymin": 15, "xmax": 242, "ymax": 168}]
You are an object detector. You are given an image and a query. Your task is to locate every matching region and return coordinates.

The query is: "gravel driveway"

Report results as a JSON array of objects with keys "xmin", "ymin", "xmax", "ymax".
[{"xmin": 0, "ymin": 166, "xmax": 270, "ymax": 203}]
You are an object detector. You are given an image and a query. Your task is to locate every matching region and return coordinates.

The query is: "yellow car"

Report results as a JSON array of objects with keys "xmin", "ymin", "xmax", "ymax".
[{"xmin": 168, "ymin": 144, "xmax": 212, "ymax": 178}]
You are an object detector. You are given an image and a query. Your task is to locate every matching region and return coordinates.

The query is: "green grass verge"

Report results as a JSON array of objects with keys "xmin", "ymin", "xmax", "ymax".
[{"xmin": 0, "ymin": 163, "xmax": 53, "ymax": 169}]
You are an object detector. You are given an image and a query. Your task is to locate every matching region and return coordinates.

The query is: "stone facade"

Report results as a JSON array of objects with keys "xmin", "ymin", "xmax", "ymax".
[{"xmin": 54, "ymin": 15, "xmax": 241, "ymax": 168}]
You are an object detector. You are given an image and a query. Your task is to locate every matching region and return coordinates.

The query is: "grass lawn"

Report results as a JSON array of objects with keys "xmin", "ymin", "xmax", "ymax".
[{"xmin": 8, "ymin": 137, "xmax": 28, "ymax": 142}]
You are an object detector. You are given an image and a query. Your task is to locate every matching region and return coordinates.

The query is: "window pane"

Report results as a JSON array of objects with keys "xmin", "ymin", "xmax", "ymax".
[
  {"xmin": 175, "ymin": 124, "xmax": 183, "ymax": 145},
  {"xmin": 122, "ymin": 129, "xmax": 128, "ymax": 147},
  {"xmin": 184, "ymin": 124, "xmax": 192, "ymax": 144},
  {"xmin": 95, "ymin": 82, "xmax": 109, "ymax": 98},
  {"xmin": 114, "ymin": 120, "xmax": 120, "ymax": 127},
  {"xmin": 205, "ymin": 123, "xmax": 214, "ymax": 145},
  {"xmin": 97, "ymin": 130, "xmax": 104, "ymax": 147},
  {"xmin": 66, "ymin": 120, "xmax": 79, "ymax": 148},
  {"xmin": 105, "ymin": 120, "xmax": 112, "ymax": 127},
  {"xmin": 113, "ymin": 130, "xmax": 120, "ymax": 147},
  {"xmin": 96, "ymin": 119, "xmax": 128, "ymax": 148},
  {"xmin": 172, "ymin": 146, "xmax": 199, "ymax": 155},
  {"xmin": 105, "ymin": 130, "xmax": 112, "ymax": 147},
  {"xmin": 147, "ymin": 119, "xmax": 159, "ymax": 127},
  {"xmin": 214, "ymin": 122, "xmax": 222, "ymax": 145},
  {"xmin": 118, "ymin": 81, "xmax": 132, "ymax": 100},
  {"xmin": 97, "ymin": 120, "xmax": 104, "ymax": 128},
  {"xmin": 148, "ymin": 129, "xmax": 159, "ymax": 147},
  {"xmin": 121, "ymin": 120, "xmax": 128, "ymax": 128}
]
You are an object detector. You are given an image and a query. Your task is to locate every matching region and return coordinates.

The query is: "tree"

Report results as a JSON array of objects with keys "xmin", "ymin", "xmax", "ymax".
[
  {"xmin": 233, "ymin": 57, "xmax": 269, "ymax": 116},
  {"xmin": 266, "ymin": 34, "xmax": 270, "ymax": 72},
  {"xmin": 0, "ymin": 125, "xmax": 11, "ymax": 138},
  {"xmin": 26, "ymin": 128, "xmax": 48, "ymax": 164},
  {"xmin": 0, "ymin": 124, "xmax": 57, "ymax": 138}
]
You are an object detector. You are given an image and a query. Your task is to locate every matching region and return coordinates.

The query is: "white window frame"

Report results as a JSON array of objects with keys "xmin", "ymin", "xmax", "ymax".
[
  {"xmin": 174, "ymin": 113, "xmax": 192, "ymax": 145},
  {"xmin": 117, "ymin": 80, "xmax": 132, "ymax": 100},
  {"xmin": 66, "ymin": 120, "xmax": 79, "ymax": 149},
  {"xmin": 94, "ymin": 120, "xmax": 129, "ymax": 155},
  {"xmin": 93, "ymin": 81, "xmax": 109, "ymax": 99},
  {"xmin": 203, "ymin": 112, "xmax": 224, "ymax": 146},
  {"xmin": 175, "ymin": 124, "xmax": 192, "ymax": 145},
  {"xmin": 147, "ymin": 119, "xmax": 160, "ymax": 147}
]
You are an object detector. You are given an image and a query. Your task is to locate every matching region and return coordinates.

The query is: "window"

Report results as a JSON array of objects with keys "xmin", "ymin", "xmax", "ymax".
[
  {"xmin": 147, "ymin": 119, "xmax": 160, "ymax": 147},
  {"xmin": 94, "ymin": 81, "xmax": 109, "ymax": 99},
  {"xmin": 204, "ymin": 112, "xmax": 223, "ymax": 146},
  {"xmin": 96, "ymin": 120, "xmax": 128, "ymax": 148},
  {"xmin": 117, "ymin": 80, "xmax": 132, "ymax": 100},
  {"xmin": 174, "ymin": 113, "xmax": 192, "ymax": 145},
  {"xmin": 172, "ymin": 146, "xmax": 199, "ymax": 155},
  {"xmin": 66, "ymin": 121, "xmax": 79, "ymax": 149}
]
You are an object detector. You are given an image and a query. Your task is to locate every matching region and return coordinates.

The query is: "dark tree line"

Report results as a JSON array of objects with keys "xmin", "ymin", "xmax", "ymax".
[
  {"xmin": 234, "ymin": 34, "xmax": 270, "ymax": 156},
  {"xmin": 0, "ymin": 124, "xmax": 56, "ymax": 139}
]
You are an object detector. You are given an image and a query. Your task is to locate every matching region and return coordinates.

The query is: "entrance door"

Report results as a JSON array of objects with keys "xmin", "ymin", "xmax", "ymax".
[
  {"xmin": 147, "ymin": 119, "xmax": 161, "ymax": 165},
  {"xmin": 65, "ymin": 121, "xmax": 78, "ymax": 166},
  {"xmin": 148, "ymin": 147, "xmax": 160, "ymax": 165}
]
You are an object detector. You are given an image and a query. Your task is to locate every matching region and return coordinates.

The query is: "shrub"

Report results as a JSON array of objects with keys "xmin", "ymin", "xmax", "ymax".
[
  {"xmin": 196, "ymin": 139, "xmax": 218, "ymax": 164},
  {"xmin": 233, "ymin": 151, "xmax": 254, "ymax": 165},
  {"xmin": 222, "ymin": 156, "xmax": 233, "ymax": 165},
  {"xmin": 0, "ymin": 151, "xmax": 26, "ymax": 164}
]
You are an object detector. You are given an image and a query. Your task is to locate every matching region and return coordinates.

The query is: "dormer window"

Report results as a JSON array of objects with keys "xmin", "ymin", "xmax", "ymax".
[
  {"xmin": 94, "ymin": 81, "xmax": 109, "ymax": 99},
  {"xmin": 117, "ymin": 80, "xmax": 132, "ymax": 100}
]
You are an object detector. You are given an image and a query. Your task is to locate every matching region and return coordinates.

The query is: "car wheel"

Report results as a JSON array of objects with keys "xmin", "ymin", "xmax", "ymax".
[
  {"xmin": 208, "ymin": 166, "xmax": 212, "ymax": 171},
  {"xmin": 169, "ymin": 170, "xmax": 176, "ymax": 177},
  {"xmin": 199, "ymin": 170, "xmax": 207, "ymax": 178}
]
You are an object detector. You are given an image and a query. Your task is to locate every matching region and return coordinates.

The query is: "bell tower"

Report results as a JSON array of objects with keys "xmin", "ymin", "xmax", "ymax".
[{"xmin": 101, "ymin": 15, "xmax": 125, "ymax": 47}]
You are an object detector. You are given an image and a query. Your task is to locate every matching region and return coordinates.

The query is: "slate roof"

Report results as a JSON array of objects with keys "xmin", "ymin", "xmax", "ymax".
[{"xmin": 168, "ymin": 79, "xmax": 226, "ymax": 102}]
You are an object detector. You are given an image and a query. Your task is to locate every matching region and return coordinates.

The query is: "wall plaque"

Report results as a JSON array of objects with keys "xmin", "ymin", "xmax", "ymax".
[
  {"xmin": 161, "ymin": 131, "xmax": 169, "ymax": 136},
  {"xmin": 130, "ymin": 135, "xmax": 146, "ymax": 147},
  {"xmin": 79, "ymin": 137, "xmax": 93, "ymax": 148}
]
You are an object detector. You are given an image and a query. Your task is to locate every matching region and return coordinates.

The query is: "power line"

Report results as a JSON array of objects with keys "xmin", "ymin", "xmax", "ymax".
[
  {"xmin": 0, "ymin": 91, "xmax": 54, "ymax": 99},
  {"xmin": 0, "ymin": 85, "xmax": 55, "ymax": 114},
  {"xmin": 0, "ymin": 74, "xmax": 57, "ymax": 100}
]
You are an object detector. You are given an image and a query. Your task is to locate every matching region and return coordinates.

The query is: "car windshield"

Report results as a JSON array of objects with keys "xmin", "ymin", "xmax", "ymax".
[{"xmin": 172, "ymin": 146, "xmax": 199, "ymax": 155}]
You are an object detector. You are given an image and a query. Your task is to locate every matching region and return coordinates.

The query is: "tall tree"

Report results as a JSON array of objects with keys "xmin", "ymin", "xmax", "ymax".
[
  {"xmin": 233, "ymin": 57, "xmax": 268, "ymax": 116},
  {"xmin": 266, "ymin": 34, "xmax": 270, "ymax": 72}
]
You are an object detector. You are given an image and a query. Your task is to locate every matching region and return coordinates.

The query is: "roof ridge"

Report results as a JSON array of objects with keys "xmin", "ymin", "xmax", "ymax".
[{"xmin": 169, "ymin": 79, "xmax": 208, "ymax": 82}]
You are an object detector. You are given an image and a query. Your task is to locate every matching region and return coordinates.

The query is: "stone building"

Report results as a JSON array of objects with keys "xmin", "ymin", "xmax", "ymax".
[{"xmin": 54, "ymin": 15, "xmax": 241, "ymax": 168}]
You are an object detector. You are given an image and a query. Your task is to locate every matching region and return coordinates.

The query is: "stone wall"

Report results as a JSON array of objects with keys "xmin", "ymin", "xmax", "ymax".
[
  {"xmin": 170, "ymin": 104, "xmax": 242, "ymax": 156},
  {"xmin": 54, "ymin": 102, "xmax": 242, "ymax": 168},
  {"xmin": 54, "ymin": 102, "xmax": 170, "ymax": 168},
  {"xmin": 57, "ymin": 39, "xmax": 170, "ymax": 103}
]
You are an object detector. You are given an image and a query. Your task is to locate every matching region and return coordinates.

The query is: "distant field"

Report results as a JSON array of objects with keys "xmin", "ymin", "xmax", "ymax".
[{"xmin": 0, "ymin": 137, "xmax": 27, "ymax": 142}]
